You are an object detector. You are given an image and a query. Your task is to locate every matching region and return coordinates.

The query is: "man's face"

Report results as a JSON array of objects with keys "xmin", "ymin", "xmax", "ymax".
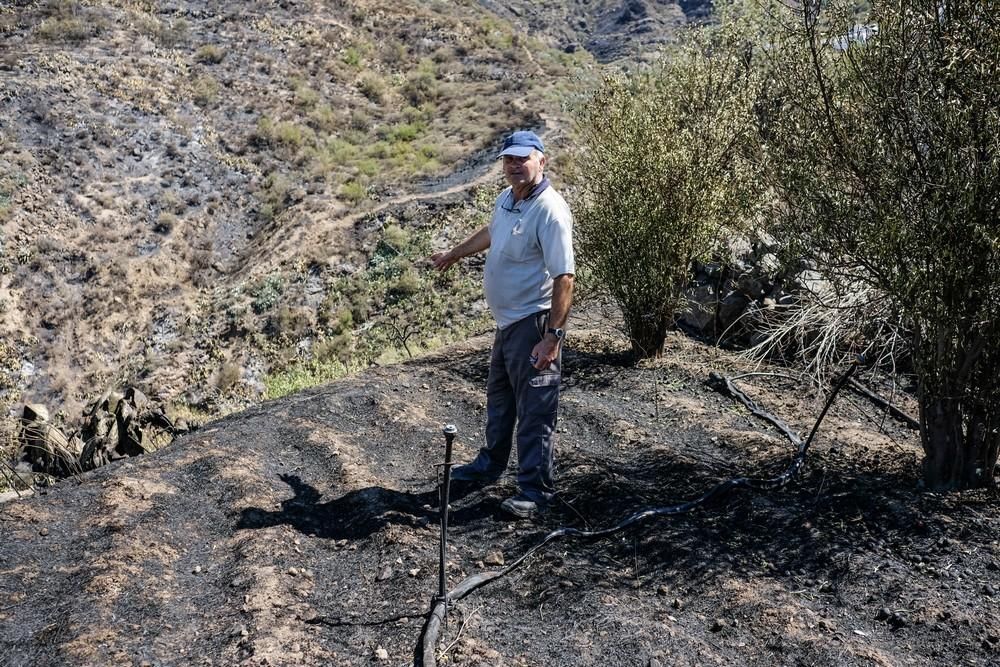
[{"xmin": 502, "ymin": 150, "xmax": 545, "ymax": 189}]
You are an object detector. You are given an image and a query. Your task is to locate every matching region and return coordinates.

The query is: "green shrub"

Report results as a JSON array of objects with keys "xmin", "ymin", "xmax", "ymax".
[
  {"xmin": 574, "ymin": 23, "xmax": 762, "ymax": 357},
  {"xmin": 255, "ymin": 116, "xmax": 274, "ymax": 143},
  {"xmin": 308, "ymin": 104, "xmax": 338, "ymax": 132},
  {"xmin": 258, "ymin": 172, "xmax": 293, "ymax": 218},
  {"xmin": 250, "ymin": 275, "xmax": 285, "ymax": 314},
  {"xmin": 295, "ymin": 82, "xmax": 320, "ymax": 108},
  {"xmin": 258, "ymin": 203, "xmax": 276, "ymax": 223},
  {"xmin": 367, "ymin": 140, "xmax": 392, "ymax": 160},
  {"xmin": 386, "ymin": 267, "xmax": 421, "ymax": 304},
  {"xmin": 342, "ymin": 47, "xmax": 362, "ymax": 68},
  {"xmin": 349, "ymin": 109, "xmax": 372, "ymax": 132},
  {"xmin": 192, "ymin": 76, "xmax": 219, "ymax": 107},
  {"xmin": 272, "ymin": 121, "xmax": 312, "ymax": 149},
  {"xmin": 761, "ymin": 0, "xmax": 1000, "ymax": 489},
  {"xmin": 314, "ymin": 309, "xmax": 355, "ymax": 363},
  {"xmin": 328, "ymin": 275, "xmax": 373, "ymax": 325},
  {"xmin": 475, "ymin": 16, "xmax": 513, "ymax": 49},
  {"xmin": 357, "ymin": 73, "xmax": 387, "ymax": 103},
  {"xmin": 400, "ymin": 61, "xmax": 439, "ymax": 106},
  {"xmin": 194, "ymin": 44, "xmax": 225, "ymax": 64},
  {"xmin": 384, "ymin": 122, "xmax": 423, "ymax": 143},
  {"xmin": 381, "ymin": 41, "xmax": 408, "ymax": 66},
  {"xmin": 402, "ymin": 104, "xmax": 431, "ymax": 123},
  {"xmin": 339, "ymin": 180, "xmax": 367, "ymax": 203},
  {"xmin": 36, "ymin": 16, "xmax": 91, "ymax": 42},
  {"xmin": 356, "ymin": 158, "xmax": 379, "ymax": 177},
  {"xmin": 264, "ymin": 359, "xmax": 350, "ymax": 400},
  {"xmin": 274, "ymin": 305, "xmax": 314, "ymax": 336},
  {"xmin": 256, "ymin": 117, "xmax": 315, "ymax": 150},
  {"xmin": 323, "ymin": 136, "xmax": 359, "ymax": 163},
  {"xmin": 431, "ymin": 46, "xmax": 454, "ymax": 63},
  {"xmin": 408, "ymin": 144, "xmax": 440, "ymax": 173},
  {"xmin": 380, "ymin": 223, "xmax": 410, "ymax": 254}
]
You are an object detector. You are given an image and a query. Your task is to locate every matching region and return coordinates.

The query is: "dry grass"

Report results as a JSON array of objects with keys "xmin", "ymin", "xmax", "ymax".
[
  {"xmin": 193, "ymin": 44, "xmax": 225, "ymax": 65},
  {"xmin": 742, "ymin": 275, "xmax": 904, "ymax": 385}
]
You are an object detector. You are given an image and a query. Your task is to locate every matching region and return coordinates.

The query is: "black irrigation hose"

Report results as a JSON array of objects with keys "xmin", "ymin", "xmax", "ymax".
[
  {"xmin": 846, "ymin": 377, "xmax": 920, "ymax": 430},
  {"xmin": 415, "ymin": 361, "xmax": 860, "ymax": 667}
]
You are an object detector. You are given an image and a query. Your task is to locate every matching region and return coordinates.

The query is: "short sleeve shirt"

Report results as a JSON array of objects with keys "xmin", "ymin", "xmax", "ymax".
[{"xmin": 483, "ymin": 184, "xmax": 575, "ymax": 330}]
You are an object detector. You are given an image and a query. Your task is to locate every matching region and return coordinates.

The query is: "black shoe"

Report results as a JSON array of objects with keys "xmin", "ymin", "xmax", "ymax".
[
  {"xmin": 450, "ymin": 464, "xmax": 502, "ymax": 484},
  {"xmin": 501, "ymin": 494, "xmax": 546, "ymax": 519}
]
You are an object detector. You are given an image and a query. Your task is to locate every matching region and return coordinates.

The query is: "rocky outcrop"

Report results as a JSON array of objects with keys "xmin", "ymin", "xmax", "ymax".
[
  {"xmin": 14, "ymin": 388, "xmax": 186, "ymax": 481},
  {"xmin": 678, "ymin": 243, "xmax": 798, "ymax": 345},
  {"xmin": 478, "ymin": 0, "xmax": 707, "ymax": 61}
]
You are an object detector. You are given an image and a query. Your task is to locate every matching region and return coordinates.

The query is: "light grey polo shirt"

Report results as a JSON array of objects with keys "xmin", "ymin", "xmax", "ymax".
[{"xmin": 484, "ymin": 183, "xmax": 575, "ymax": 329}]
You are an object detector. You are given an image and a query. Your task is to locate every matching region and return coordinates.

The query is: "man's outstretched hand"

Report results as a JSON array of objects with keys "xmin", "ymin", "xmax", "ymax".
[
  {"xmin": 429, "ymin": 226, "xmax": 490, "ymax": 272},
  {"xmin": 430, "ymin": 251, "xmax": 457, "ymax": 271}
]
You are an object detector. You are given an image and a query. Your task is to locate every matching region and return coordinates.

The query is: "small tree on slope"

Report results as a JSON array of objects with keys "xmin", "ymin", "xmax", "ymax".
[
  {"xmin": 573, "ymin": 18, "xmax": 763, "ymax": 358},
  {"xmin": 765, "ymin": 1, "xmax": 1000, "ymax": 489}
]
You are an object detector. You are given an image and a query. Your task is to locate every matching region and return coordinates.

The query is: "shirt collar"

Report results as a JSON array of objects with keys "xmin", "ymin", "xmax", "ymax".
[
  {"xmin": 507, "ymin": 178, "xmax": 550, "ymax": 208},
  {"xmin": 526, "ymin": 177, "xmax": 550, "ymax": 201}
]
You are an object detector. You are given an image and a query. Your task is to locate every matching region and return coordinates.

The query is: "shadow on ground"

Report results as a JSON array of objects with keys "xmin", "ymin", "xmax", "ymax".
[
  {"xmin": 516, "ymin": 445, "xmax": 963, "ymax": 594},
  {"xmin": 237, "ymin": 474, "xmax": 509, "ymax": 540}
]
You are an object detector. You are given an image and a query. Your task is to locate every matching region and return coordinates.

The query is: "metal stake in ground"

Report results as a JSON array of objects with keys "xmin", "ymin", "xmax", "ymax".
[{"xmin": 438, "ymin": 424, "xmax": 457, "ymax": 605}]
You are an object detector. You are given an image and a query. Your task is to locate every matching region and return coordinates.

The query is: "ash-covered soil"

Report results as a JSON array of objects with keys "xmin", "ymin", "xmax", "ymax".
[{"xmin": 1, "ymin": 326, "xmax": 997, "ymax": 666}]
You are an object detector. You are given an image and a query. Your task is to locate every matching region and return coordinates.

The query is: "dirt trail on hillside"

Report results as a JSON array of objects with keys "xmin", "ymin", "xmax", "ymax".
[
  {"xmin": 2, "ymin": 325, "xmax": 997, "ymax": 666},
  {"xmin": 231, "ymin": 114, "xmax": 564, "ymax": 281},
  {"xmin": 232, "ymin": 161, "xmax": 505, "ymax": 281}
]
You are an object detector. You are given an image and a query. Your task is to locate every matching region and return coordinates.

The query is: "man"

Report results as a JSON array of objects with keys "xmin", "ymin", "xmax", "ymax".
[{"xmin": 430, "ymin": 130, "xmax": 574, "ymax": 518}]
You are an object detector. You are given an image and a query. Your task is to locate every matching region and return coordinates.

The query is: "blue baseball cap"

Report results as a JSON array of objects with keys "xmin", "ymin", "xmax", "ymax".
[{"xmin": 498, "ymin": 130, "xmax": 545, "ymax": 158}]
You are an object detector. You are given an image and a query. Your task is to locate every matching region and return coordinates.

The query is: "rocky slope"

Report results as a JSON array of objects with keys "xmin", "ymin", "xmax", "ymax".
[
  {"xmin": 0, "ymin": 0, "xmax": 567, "ymax": 441},
  {"xmin": 478, "ymin": 0, "xmax": 709, "ymax": 61},
  {"xmin": 0, "ymin": 0, "xmax": 714, "ymax": 454}
]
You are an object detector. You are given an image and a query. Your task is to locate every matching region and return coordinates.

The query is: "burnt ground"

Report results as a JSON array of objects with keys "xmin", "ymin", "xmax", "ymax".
[{"xmin": 1, "ymin": 322, "xmax": 998, "ymax": 666}]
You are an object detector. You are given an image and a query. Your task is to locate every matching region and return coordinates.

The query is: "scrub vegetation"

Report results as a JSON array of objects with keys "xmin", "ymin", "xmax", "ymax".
[
  {"xmin": 573, "ymin": 0, "xmax": 1000, "ymax": 490},
  {"xmin": 263, "ymin": 213, "xmax": 492, "ymax": 401},
  {"xmin": 574, "ymin": 13, "xmax": 764, "ymax": 358},
  {"xmin": 0, "ymin": 0, "xmax": 594, "ymax": 472}
]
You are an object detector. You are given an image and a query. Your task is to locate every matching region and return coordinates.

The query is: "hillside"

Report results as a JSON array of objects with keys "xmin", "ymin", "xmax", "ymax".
[
  {"xmin": 2, "ymin": 326, "xmax": 997, "ymax": 665},
  {"xmin": 0, "ymin": 0, "xmax": 725, "ymax": 464},
  {"xmin": 2, "ymin": 3, "xmax": 998, "ymax": 666},
  {"xmin": 1, "ymin": 0, "xmax": 625, "ymax": 450}
]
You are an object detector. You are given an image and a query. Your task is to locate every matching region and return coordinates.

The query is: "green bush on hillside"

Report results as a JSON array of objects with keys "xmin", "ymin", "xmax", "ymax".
[
  {"xmin": 265, "ymin": 216, "xmax": 490, "ymax": 398},
  {"xmin": 192, "ymin": 75, "xmax": 219, "ymax": 107},
  {"xmin": 36, "ymin": 16, "xmax": 91, "ymax": 42},
  {"xmin": 574, "ymin": 19, "xmax": 763, "ymax": 357},
  {"xmin": 250, "ymin": 275, "xmax": 285, "ymax": 314},
  {"xmin": 194, "ymin": 44, "xmax": 225, "ymax": 64}
]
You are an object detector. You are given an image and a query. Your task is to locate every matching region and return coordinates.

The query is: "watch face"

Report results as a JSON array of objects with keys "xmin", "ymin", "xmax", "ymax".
[{"xmin": 548, "ymin": 327, "xmax": 564, "ymax": 339}]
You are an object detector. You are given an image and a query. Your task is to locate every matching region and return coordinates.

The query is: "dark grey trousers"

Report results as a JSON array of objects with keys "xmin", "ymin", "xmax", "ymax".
[{"xmin": 468, "ymin": 311, "xmax": 561, "ymax": 502}]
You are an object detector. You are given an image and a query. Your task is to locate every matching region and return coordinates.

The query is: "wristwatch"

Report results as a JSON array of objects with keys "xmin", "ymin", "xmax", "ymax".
[{"xmin": 546, "ymin": 327, "xmax": 565, "ymax": 340}]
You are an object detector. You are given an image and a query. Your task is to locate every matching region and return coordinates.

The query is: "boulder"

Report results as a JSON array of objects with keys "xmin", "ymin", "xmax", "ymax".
[{"xmin": 17, "ymin": 404, "xmax": 80, "ymax": 477}]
